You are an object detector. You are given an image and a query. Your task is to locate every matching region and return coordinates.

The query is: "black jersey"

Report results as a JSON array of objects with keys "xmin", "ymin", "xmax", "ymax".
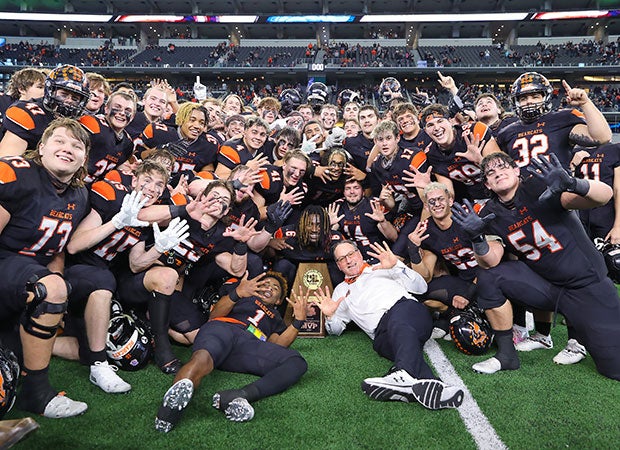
[
  {"xmin": 574, "ymin": 143, "xmax": 620, "ymax": 239},
  {"xmin": 0, "ymin": 94, "xmax": 18, "ymax": 138},
  {"xmin": 274, "ymin": 224, "xmax": 341, "ymax": 263},
  {"xmin": 141, "ymin": 122, "xmax": 218, "ymax": 175},
  {"xmin": 487, "ymin": 115, "xmax": 519, "ymax": 138},
  {"xmin": 399, "ymin": 129, "xmax": 433, "ymax": 152},
  {"xmin": 207, "ymin": 129, "xmax": 227, "ymax": 145},
  {"xmin": 79, "ymin": 114, "xmax": 133, "ymax": 184},
  {"xmin": 70, "ymin": 180, "xmax": 147, "ymax": 268},
  {"xmin": 343, "ymin": 133, "xmax": 373, "ymax": 170},
  {"xmin": 2, "ymin": 99, "xmax": 54, "ymax": 150},
  {"xmin": 125, "ymin": 111, "xmax": 154, "ymax": 140},
  {"xmin": 370, "ymin": 146, "xmax": 428, "ymax": 213},
  {"xmin": 332, "ymin": 197, "xmax": 383, "ymax": 260},
  {"xmin": 305, "ymin": 175, "xmax": 345, "ymax": 208},
  {"xmin": 421, "ymin": 218, "xmax": 478, "ymax": 282},
  {"xmin": 426, "ymin": 122, "xmax": 490, "ymax": 201},
  {"xmin": 213, "ymin": 293, "xmax": 287, "ymax": 337},
  {"xmin": 0, "ymin": 157, "xmax": 89, "ymax": 265},
  {"xmin": 496, "ymin": 108, "xmax": 586, "ymax": 170},
  {"xmin": 228, "ymin": 198, "xmax": 261, "ymax": 228},
  {"xmin": 480, "ymin": 176, "xmax": 607, "ymax": 288}
]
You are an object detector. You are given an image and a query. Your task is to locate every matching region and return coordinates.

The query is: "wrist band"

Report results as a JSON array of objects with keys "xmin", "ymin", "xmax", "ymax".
[
  {"xmin": 229, "ymin": 289, "xmax": 240, "ymax": 302},
  {"xmin": 407, "ymin": 242, "xmax": 422, "ymax": 264},
  {"xmin": 233, "ymin": 242, "xmax": 248, "ymax": 255},
  {"xmin": 472, "ymin": 236, "xmax": 489, "ymax": 256},
  {"xmin": 568, "ymin": 178, "xmax": 590, "ymax": 197},
  {"xmin": 169, "ymin": 204, "xmax": 189, "ymax": 220},
  {"xmin": 292, "ymin": 319, "xmax": 304, "ymax": 330}
]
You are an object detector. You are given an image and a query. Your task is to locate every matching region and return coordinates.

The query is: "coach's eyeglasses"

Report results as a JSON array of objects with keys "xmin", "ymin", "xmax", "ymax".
[{"xmin": 335, "ymin": 249, "xmax": 359, "ymax": 264}]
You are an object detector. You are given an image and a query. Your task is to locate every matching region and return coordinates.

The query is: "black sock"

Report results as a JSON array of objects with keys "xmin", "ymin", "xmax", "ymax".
[
  {"xmin": 149, "ymin": 292, "xmax": 177, "ymax": 365},
  {"xmin": 89, "ymin": 349, "xmax": 108, "ymax": 365},
  {"xmin": 493, "ymin": 329, "xmax": 520, "ymax": 369},
  {"xmin": 535, "ymin": 321, "xmax": 551, "ymax": 336},
  {"xmin": 17, "ymin": 366, "xmax": 57, "ymax": 414},
  {"xmin": 215, "ymin": 385, "xmax": 261, "ymax": 410}
]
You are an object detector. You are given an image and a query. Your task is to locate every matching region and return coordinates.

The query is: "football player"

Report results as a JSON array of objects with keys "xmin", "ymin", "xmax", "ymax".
[
  {"xmin": 343, "ymin": 104, "xmax": 380, "ymax": 172},
  {"xmin": 155, "ymin": 271, "xmax": 308, "ymax": 432},
  {"xmin": 0, "ymin": 65, "xmax": 90, "ymax": 156},
  {"xmin": 84, "ymin": 72, "xmax": 110, "ymax": 115},
  {"xmin": 453, "ymin": 152, "xmax": 620, "ymax": 380},
  {"xmin": 125, "ymin": 85, "xmax": 167, "ymax": 140},
  {"xmin": 0, "ymin": 68, "xmax": 45, "ymax": 137},
  {"xmin": 0, "ymin": 118, "xmax": 91, "ymax": 417}
]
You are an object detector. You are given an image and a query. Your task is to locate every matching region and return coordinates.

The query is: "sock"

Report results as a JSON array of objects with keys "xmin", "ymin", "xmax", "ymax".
[
  {"xmin": 494, "ymin": 329, "xmax": 520, "ymax": 369},
  {"xmin": 17, "ymin": 366, "xmax": 57, "ymax": 414},
  {"xmin": 535, "ymin": 321, "xmax": 551, "ymax": 337},
  {"xmin": 149, "ymin": 291, "xmax": 176, "ymax": 365},
  {"xmin": 215, "ymin": 385, "xmax": 260, "ymax": 410},
  {"xmin": 89, "ymin": 349, "xmax": 107, "ymax": 365}
]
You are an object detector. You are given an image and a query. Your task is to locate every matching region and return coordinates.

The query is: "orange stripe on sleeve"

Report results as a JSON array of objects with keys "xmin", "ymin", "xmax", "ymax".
[
  {"xmin": 91, "ymin": 181, "xmax": 117, "ymax": 201},
  {"xmin": 219, "ymin": 146, "xmax": 242, "ymax": 165},
  {"xmin": 409, "ymin": 151, "xmax": 427, "ymax": 170},
  {"xmin": 571, "ymin": 109, "xmax": 585, "ymax": 119},
  {"xmin": 6, "ymin": 106, "xmax": 35, "ymax": 131},
  {"xmin": 472, "ymin": 122, "xmax": 488, "ymax": 140},
  {"xmin": 0, "ymin": 161, "xmax": 17, "ymax": 184},
  {"xmin": 79, "ymin": 115, "xmax": 101, "ymax": 134}
]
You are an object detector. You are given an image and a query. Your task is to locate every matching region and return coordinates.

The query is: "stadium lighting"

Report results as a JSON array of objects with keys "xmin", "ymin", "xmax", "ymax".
[
  {"xmin": 266, "ymin": 15, "xmax": 356, "ymax": 23},
  {"xmin": 360, "ymin": 13, "xmax": 529, "ymax": 22},
  {"xmin": 531, "ymin": 10, "xmax": 612, "ymax": 20}
]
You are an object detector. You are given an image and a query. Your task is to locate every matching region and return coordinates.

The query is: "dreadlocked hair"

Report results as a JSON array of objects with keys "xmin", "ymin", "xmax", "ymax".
[{"xmin": 297, "ymin": 205, "xmax": 331, "ymax": 252}]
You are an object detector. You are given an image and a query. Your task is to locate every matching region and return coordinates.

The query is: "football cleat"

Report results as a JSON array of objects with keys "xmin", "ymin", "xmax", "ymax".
[
  {"xmin": 212, "ymin": 393, "xmax": 255, "ymax": 422},
  {"xmin": 155, "ymin": 379, "xmax": 194, "ymax": 433},
  {"xmin": 89, "ymin": 361, "xmax": 131, "ymax": 394},
  {"xmin": 361, "ymin": 369, "xmax": 417, "ymax": 403},
  {"xmin": 42, "ymin": 394, "xmax": 88, "ymax": 419},
  {"xmin": 514, "ymin": 332, "xmax": 553, "ymax": 351},
  {"xmin": 553, "ymin": 339, "xmax": 587, "ymax": 365},
  {"xmin": 512, "ymin": 325, "xmax": 529, "ymax": 345},
  {"xmin": 472, "ymin": 356, "xmax": 520, "ymax": 374},
  {"xmin": 410, "ymin": 379, "xmax": 464, "ymax": 410}
]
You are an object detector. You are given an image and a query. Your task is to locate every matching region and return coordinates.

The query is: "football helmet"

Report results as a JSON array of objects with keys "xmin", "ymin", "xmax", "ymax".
[
  {"xmin": 0, "ymin": 347, "xmax": 19, "ymax": 419},
  {"xmin": 379, "ymin": 77, "xmax": 401, "ymax": 104},
  {"xmin": 43, "ymin": 65, "xmax": 90, "ymax": 118},
  {"xmin": 106, "ymin": 313, "xmax": 153, "ymax": 371},
  {"xmin": 594, "ymin": 238, "xmax": 620, "ymax": 283},
  {"xmin": 337, "ymin": 89, "xmax": 361, "ymax": 108},
  {"xmin": 306, "ymin": 82, "xmax": 329, "ymax": 111},
  {"xmin": 279, "ymin": 88, "xmax": 302, "ymax": 116},
  {"xmin": 510, "ymin": 72, "xmax": 553, "ymax": 123},
  {"xmin": 449, "ymin": 308, "xmax": 494, "ymax": 355}
]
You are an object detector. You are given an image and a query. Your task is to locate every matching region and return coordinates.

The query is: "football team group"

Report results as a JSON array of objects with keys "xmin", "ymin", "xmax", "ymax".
[{"xmin": 0, "ymin": 63, "xmax": 618, "ymax": 440}]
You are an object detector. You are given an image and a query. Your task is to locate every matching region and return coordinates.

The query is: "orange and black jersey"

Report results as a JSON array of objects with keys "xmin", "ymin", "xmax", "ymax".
[
  {"xmin": 140, "ymin": 122, "xmax": 219, "ymax": 174},
  {"xmin": 125, "ymin": 111, "xmax": 154, "ymax": 140},
  {"xmin": 104, "ymin": 168, "xmax": 134, "ymax": 189},
  {"xmin": 70, "ymin": 180, "xmax": 146, "ymax": 268},
  {"xmin": 274, "ymin": 224, "xmax": 342, "ymax": 263},
  {"xmin": 305, "ymin": 174, "xmax": 346, "ymax": 208},
  {"xmin": 79, "ymin": 114, "xmax": 134, "ymax": 184},
  {"xmin": 343, "ymin": 133, "xmax": 373, "ymax": 171},
  {"xmin": 207, "ymin": 129, "xmax": 227, "ymax": 145},
  {"xmin": 0, "ymin": 156, "xmax": 88, "ymax": 265},
  {"xmin": 2, "ymin": 99, "xmax": 54, "ymax": 150},
  {"xmin": 369, "ymin": 146, "xmax": 428, "ymax": 213},
  {"xmin": 257, "ymin": 164, "xmax": 308, "ymax": 226},
  {"xmin": 487, "ymin": 115, "xmax": 519, "ymax": 138},
  {"xmin": 217, "ymin": 137, "xmax": 268, "ymax": 171},
  {"xmin": 212, "ymin": 292, "xmax": 287, "ymax": 337},
  {"xmin": 574, "ymin": 143, "xmax": 620, "ymax": 239},
  {"xmin": 496, "ymin": 109, "xmax": 586, "ymax": 170},
  {"xmin": 426, "ymin": 121, "xmax": 491, "ymax": 201},
  {"xmin": 0, "ymin": 93, "xmax": 18, "ymax": 137},
  {"xmin": 228, "ymin": 198, "xmax": 261, "ymax": 229},
  {"xmin": 421, "ymin": 218, "xmax": 478, "ymax": 282},
  {"xmin": 332, "ymin": 197, "xmax": 383, "ymax": 261},
  {"xmin": 479, "ymin": 176, "xmax": 607, "ymax": 288}
]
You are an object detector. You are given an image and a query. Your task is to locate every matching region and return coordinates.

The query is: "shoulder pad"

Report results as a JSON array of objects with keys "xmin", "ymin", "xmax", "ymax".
[
  {"xmin": 79, "ymin": 114, "xmax": 102, "ymax": 134},
  {"xmin": 91, "ymin": 180, "xmax": 118, "ymax": 201}
]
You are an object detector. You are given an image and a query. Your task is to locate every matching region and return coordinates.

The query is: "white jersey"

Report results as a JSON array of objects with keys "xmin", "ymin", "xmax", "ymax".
[{"xmin": 325, "ymin": 260, "xmax": 427, "ymax": 339}]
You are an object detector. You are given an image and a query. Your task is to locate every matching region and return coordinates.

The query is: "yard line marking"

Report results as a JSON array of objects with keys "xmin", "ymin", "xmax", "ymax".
[{"xmin": 424, "ymin": 339, "xmax": 507, "ymax": 450}]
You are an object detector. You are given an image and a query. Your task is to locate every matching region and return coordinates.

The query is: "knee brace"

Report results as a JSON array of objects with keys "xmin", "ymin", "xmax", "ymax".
[{"xmin": 21, "ymin": 275, "xmax": 69, "ymax": 340}]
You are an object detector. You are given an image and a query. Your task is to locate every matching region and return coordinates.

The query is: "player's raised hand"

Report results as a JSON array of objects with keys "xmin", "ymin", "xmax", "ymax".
[
  {"xmin": 289, "ymin": 285, "xmax": 311, "ymax": 321},
  {"xmin": 528, "ymin": 153, "xmax": 577, "ymax": 202},
  {"xmin": 456, "ymin": 132, "xmax": 485, "ymax": 164},
  {"xmin": 327, "ymin": 202, "xmax": 344, "ymax": 227},
  {"xmin": 403, "ymin": 165, "xmax": 433, "ymax": 189},
  {"xmin": 153, "ymin": 217, "xmax": 190, "ymax": 253},
  {"xmin": 451, "ymin": 199, "xmax": 495, "ymax": 238},
  {"xmin": 112, "ymin": 191, "xmax": 149, "ymax": 229},
  {"xmin": 408, "ymin": 219, "xmax": 429, "ymax": 247},
  {"xmin": 236, "ymin": 271, "xmax": 269, "ymax": 299},
  {"xmin": 562, "ymin": 80, "xmax": 589, "ymax": 107}
]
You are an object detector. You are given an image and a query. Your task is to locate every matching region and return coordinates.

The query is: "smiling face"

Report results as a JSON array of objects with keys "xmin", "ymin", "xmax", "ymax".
[
  {"xmin": 283, "ymin": 156, "xmax": 307, "ymax": 186},
  {"xmin": 180, "ymin": 109, "xmax": 207, "ymax": 141},
  {"xmin": 225, "ymin": 119, "xmax": 245, "ymax": 140},
  {"xmin": 333, "ymin": 242, "xmax": 364, "ymax": 278},
  {"xmin": 424, "ymin": 116, "xmax": 454, "ymax": 148},
  {"xmin": 224, "ymin": 96, "xmax": 243, "ymax": 115},
  {"xmin": 343, "ymin": 180, "xmax": 364, "ymax": 204},
  {"xmin": 86, "ymin": 85, "xmax": 107, "ymax": 112},
  {"xmin": 105, "ymin": 95, "xmax": 135, "ymax": 133},
  {"xmin": 483, "ymin": 157, "xmax": 521, "ymax": 201},
  {"xmin": 359, "ymin": 109, "xmax": 378, "ymax": 136},
  {"xmin": 39, "ymin": 126, "xmax": 87, "ymax": 183},
  {"xmin": 303, "ymin": 122, "xmax": 325, "ymax": 145},
  {"xmin": 143, "ymin": 88, "xmax": 167, "ymax": 120},
  {"xmin": 395, "ymin": 111, "xmax": 419, "ymax": 138},
  {"xmin": 424, "ymin": 188, "xmax": 453, "ymax": 221},
  {"xmin": 320, "ymin": 106, "xmax": 338, "ymax": 130},
  {"xmin": 131, "ymin": 170, "xmax": 166, "ymax": 206},
  {"xmin": 243, "ymin": 124, "xmax": 268, "ymax": 152},
  {"xmin": 203, "ymin": 185, "xmax": 232, "ymax": 219},
  {"xmin": 343, "ymin": 119, "xmax": 360, "ymax": 137}
]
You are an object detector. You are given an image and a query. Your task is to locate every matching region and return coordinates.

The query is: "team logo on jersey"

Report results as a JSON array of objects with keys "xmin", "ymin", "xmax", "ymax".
[{"xmin": 302, "ymin": 269, "xmax": 323, "ymax": 290}]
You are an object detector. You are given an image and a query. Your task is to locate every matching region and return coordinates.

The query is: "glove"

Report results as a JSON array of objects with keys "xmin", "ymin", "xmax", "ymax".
[
  {"xmin": 451, "ymin": 199, "xmax": 495, "ymax": 239},
  {"xmin": 411, "ymin": 92, "xmax": 432, "ymax": 108},
  {"xmin": 111, "ymin": 191, "xmax": 149, "ymax": 230},
  {"xmin": 193, "ymin": 76, "xmax": 207, "ymax": 101},
  {"xmin": 265, "ymin": 200, "xmax": 293, "ymax": 234},
  {"xmin": 324, "ymin": 127, "xmax": 346, "ymax": 149},
  {"xmin": 153, "ymin": 218, "xmax": 190, "ymax": 253},
  {"xmin": 301, "ymin": 135, "xmax": 318, "ymax": 154},
  {"xmin": 527, "ymin": 153, "xmax": 589, "ymax": 202}
]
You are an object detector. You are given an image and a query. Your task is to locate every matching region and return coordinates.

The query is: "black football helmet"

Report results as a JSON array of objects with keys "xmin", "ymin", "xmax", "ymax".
[
  {"xmin": 594, "ymin": 238, "xmax": 620, "ymax": 283},
  {"xmin": 106, "ymin": 313, "xmax": 153, "ymax": 371},
  {"xmin": 307, "ymin": 82, "xmax": 329, "ymax": 112},
  {"xmin": 0, "ymin": 347, "xmax": 19, "ymax": 419},
  {"xmin": 43, "ymin": 65, "xmax": 90, "ymax": 118},
  {"xmin": 279, "ymin": 88, "xmax": 302, "ymax": 116},
  {"xmin": 449, "ymin": 308, "xmax": 494, "ymax": 355},
  {"xmin": 379, "ymin": 77, "xmax": 402, "ymax": 104},
  {"xmin": 510, "ymin": 72, "xmax": 553, "ymax": 123},
  {"xmin": 337, "ymin": 89, "xmax": 361, "ymax": 108}
]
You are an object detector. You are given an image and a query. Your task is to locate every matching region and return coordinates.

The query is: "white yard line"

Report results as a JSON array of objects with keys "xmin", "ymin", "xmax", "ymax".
[{"xmin": 424, "ymin": 339, "xmax": 508, "ymax": 450}]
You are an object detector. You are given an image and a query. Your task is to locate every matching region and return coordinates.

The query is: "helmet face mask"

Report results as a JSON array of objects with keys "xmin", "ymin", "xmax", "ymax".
[
  {"xmin": 511, "ymin": 72, "xmax": 553, "ymax": 123},
  {"xmin": 279, "ymin": 88, "xmax": 302, "ymax": 116},
  {"xmin": 43, "ymin": 65, "xmax": 90, "ymax": 119},
  {"xmin": 379, "ymin": 77, "xmax": 401, "ymax": 104},
  {"xmin": 337, "ymin": 89, "xmax": 361, "ymax": 108},
  {"xmin": 0, "ymin": 347, "xmax": 19, "ymax": 419},
  {"xmin": 307, "ymin": 82, "xmax": 328, "ymax": 113}
]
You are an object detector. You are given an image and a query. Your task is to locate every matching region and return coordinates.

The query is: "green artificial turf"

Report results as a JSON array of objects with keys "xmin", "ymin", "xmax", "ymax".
[{"xmin": 6, "ymin": 320, "xmax": 620, "ymax": 449}]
